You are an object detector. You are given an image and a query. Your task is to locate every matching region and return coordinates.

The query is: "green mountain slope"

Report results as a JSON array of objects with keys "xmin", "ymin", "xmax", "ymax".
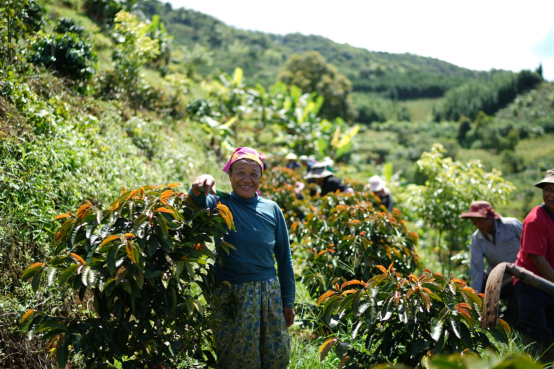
[{"xmin": 137, "ymin": 0, "xmax": 496, "ymax": 99}]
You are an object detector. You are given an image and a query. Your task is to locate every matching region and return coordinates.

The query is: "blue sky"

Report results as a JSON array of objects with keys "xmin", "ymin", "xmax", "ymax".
[{"xmin": 167, "ymin": 0, "xmax": 554, "ymax": 80}]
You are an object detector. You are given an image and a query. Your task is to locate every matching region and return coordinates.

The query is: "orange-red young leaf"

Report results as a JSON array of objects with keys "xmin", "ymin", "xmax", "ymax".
[
  {"xmin": 341, "ymin": 289, "xmax": 357, "ymax": 296},
  {"xmin": 423, "ymin": 269, "xmax": 432, "ymax": 274},
  {"xmin": 340, "ymin": 280, "xmax": 363, "ymax": 289},
  {"xmin": 319, "ymin": 338, "xmax": 337, "ymax": 362},
  {"xmin": 452, "ymin": 278, "xmax": 467, "ymax": 286},
  {"xmin": 217, "ymin": 202, "xmax": 234, "ymax": 230},
  {"xmin": 123, "ymin": 233, "xmax": 135, "ymax": 240},
  {"xmin": 338, "ymin": 356, "xmax": 351, "ymax": 369},
  {"xmin": 21, "ymin": 309, "xmax": 34, "ymax": 324},
  {"xmin": 497, "ymin": 318, "xmax": 512, "ymax": 335},
  {"xmin": 54, "ymin": 213, "xmax": 71, "ymax": 220},
  {"xmin": 160, "ymin": 190, "xmax": 176, "ymax": 199},
  {"xmin": 376, "ymin": 265, "xmax": 387, "ymax": 274},
  {"xmin": 478, "ymin": 293, "xmax": 485, "ymax": 298},
  {"xmin": 462, "ymin": 287, "xmax": 476, "ymax": 293},
  {"xmin": 55, "ymin": 231, "xmax": 61, "ymax": 241},
  {"xmin": 291, "ymin": 222, "xmax": 299, "ymax": 232},
  {"xmin": 99, "ymin": 235, "xmax": 121, "ymax": 250},
  {"xmin": 126, "ymin": 241, "xmax": 136, "ymax": 263},
  {"xmin": 456, "ymin": 307, "xmax": 471, "ymax": 320},
  {"xmin": 121, "ymin": 187, "xmax": 126, "ymax": 193},
  {"xmin": 70, "ymin": 253, "xmax": 86, "ymax": 265},
  {"xmin": 317, "ymin": 290, "xmax": 337, "ymax": 305},
  {"xmin": 29, "ymin": 262, "xmax": 44, "ymax": 269},
  {"xmin": 456, "ymin": 302, "xmax": 471, "ymax": 309},
  {"xmin": 168, "ymin": 182, "xmax": 181, "ymax": 188}
]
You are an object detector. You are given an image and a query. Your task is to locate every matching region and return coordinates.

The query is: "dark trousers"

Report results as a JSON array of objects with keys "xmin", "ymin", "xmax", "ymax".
[
  {"xmin": 481, "ymin": 274, "xmax": 519, "ymax": 325},
  {"xmin": 515, "ymin": 282, "xmax": 554, "ymax": 342}
]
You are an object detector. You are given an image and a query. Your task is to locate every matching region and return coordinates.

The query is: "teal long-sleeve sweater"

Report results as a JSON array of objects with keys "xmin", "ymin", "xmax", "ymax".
[{"xmin": 188, "ymin": 188, "xmax": 295, "ymax": 308}]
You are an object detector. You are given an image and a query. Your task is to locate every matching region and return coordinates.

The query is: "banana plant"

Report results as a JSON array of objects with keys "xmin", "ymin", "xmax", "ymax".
[{"xmin": 201, "ymin": 115, "xmax": 237, "ymax": 160}]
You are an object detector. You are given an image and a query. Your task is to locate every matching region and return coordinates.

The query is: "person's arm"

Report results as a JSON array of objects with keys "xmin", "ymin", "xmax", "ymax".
[
  {"xmin": 469, "ymin": 237, "xmax": 485, "ymax": 292},
  {"xmin": 531, "ymin": 254, "xmax": 554, "ymax": 283},
  {"xmin": 188, "ymin": 174, "xmax": 218, "ymax": 209},
  {"xmin": 273, "ymin": 204, "xmax": 296, "ymax": 327},
  {"xmin": 514, "ymin": 219, "xmax": 523, "ymax": 240}
]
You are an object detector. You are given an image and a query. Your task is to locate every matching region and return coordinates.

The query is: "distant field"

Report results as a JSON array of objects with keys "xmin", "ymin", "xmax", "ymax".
[{"xmin": 398, "ymin": 98, "xmax": 442, "ymax": 122}]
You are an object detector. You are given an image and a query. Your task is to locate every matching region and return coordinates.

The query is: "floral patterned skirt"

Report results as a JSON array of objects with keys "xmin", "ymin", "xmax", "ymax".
[{"xmin": 211, "ymin": 276, "xmax": 290, "ymax": 369}]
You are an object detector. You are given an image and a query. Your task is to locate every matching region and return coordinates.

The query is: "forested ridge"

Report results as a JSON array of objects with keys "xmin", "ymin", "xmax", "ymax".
[
  {"xmin": 1, "ymin": 0, "xmax": 554, "ymax": 368},
  {"xmin": 137, "ymin": 0, "xmax": 495, "ymax": 99}
]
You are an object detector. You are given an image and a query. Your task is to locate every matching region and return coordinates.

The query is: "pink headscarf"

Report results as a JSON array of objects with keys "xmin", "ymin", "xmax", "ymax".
[{"xmin": 222, "ymin": 147, "xmax": 264, "ymax": 173}]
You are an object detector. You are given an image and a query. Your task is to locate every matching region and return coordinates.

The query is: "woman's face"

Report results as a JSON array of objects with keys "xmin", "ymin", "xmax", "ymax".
[{"xmin": 229, "ymin": 160, "xmax": 262, "ymax": 199}]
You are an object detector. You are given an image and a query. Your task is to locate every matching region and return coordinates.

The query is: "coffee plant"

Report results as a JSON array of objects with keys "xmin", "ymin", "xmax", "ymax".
[
  {"xmin": 20, "ymin": 184, "xmax": 235, "ymax": 368},
  {"xmin": 318, "ymin": 266, "xmax": 512, "ymax": 368},
  {"xmin": 260, "ymin": 167, "xmax": 309, "ymax": 227},
  {"xmin": 294, "ymin": 199, "xmax": 419, "ymax": 296},
  {"xmin": 28, "ymin": 32, "xmax": 97, "ymax": 85}
]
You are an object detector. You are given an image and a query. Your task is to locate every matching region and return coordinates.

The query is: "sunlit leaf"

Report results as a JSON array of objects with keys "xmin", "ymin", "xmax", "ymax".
[
  {"xmin": 318, "ymin": 338, "xmax": 337, "ymax": 362},
  {"xmin": 317, "ymin": 290, "xmax": 337, "ymax": 305}
]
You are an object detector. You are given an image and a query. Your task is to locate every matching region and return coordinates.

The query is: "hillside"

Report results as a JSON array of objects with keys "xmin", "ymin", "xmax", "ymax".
[{"xmin": 137, "ymin": 0, "xmax": 496, "ymax": 99}]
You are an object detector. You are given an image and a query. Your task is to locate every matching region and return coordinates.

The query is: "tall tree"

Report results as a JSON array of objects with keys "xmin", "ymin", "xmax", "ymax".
[{"xmin": 278, "ymin": 51, "xmax": 353, "ymax": 120}]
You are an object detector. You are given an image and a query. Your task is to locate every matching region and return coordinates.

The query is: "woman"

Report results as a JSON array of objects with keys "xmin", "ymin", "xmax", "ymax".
[{"xmin": 189, "ymin": 147, "xmax": 295, "ymax": 368}]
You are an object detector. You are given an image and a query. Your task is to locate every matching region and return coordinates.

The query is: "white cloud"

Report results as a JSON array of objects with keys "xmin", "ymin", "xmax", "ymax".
[{"xmin": 168, "ymin": 0, "xmax": 554, "ymax": 80}]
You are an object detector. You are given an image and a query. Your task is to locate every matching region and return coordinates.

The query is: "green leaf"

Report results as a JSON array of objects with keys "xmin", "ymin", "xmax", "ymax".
[
  {"xmin": 450, "ymin": 317, "xmax": 461, "ymax": 339},
  {"xmin": 459, "ymin": 321, "xmax": 473, "ymax": 350},
  {"xmin": 31, "ymin": 270, "xmax": 43, "ymax": 291},
  {"xmin": 57, "ymin": 334, "xmax": 71, "ymax": 368},
  {"xmin": 430, "ymin": 318, "xmax": 444, "ymax": 341},
  {"xmin": 435, "ymin": 329, "xmax": 449, "ymax": 354},
  {"xmin": 352, "ymin": 288, "xmax": 365, "ymax": 316},
  {"xmin": 379, "ymin": 296, "xmax": 394, "ymax": 321},
  {"xmin": 21, "ymin": 265, "xmax": 43, "ymax": 281},
  {"xmin": 410, "ymin": 339, "xmax": 430, "ymax": 358},
  {"xmin": 38, "ymin": 320, "xmax": 68, "ymax": 333},
  {"xmin": 58, "ymin": 264, "xmax": 79, "ymax": 286}
]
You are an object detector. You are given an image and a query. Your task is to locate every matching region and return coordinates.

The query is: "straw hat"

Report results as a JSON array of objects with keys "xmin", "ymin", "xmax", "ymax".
[{"xmin": 285, "ymin": 153, "xmax": 298, "ymax": 160}]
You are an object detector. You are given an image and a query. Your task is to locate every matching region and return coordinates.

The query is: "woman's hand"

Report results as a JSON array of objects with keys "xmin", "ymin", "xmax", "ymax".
[
  {"xmin": 283, "ymin": 307, "xmax": 295, "ymax": 327},
  {"xmin": 191, "ymin": 174, "xmax": 217, "ymax": 197}
]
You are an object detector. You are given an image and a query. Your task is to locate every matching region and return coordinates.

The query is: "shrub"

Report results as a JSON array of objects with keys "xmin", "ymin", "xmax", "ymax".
[
  {"xmin": 406, "ymin": 144, "xmax": 515, "ymax": 273},
  {"xmin": 20, "ymin": 184, "xmax": 234, "ymax": 368},
  {"xmin": 28, "ymin": 32, "xmax": 97, "ymax": 85},
  {"xmin": 293, "ymin": 199, "xmax": 419, "ymax": 295},
  {"xmin": 318, "ymin": 267, "xmax": 512, "ymax": 367},
  {"xmin": 54, "ymin": 17, "xmax": 87, "ymax": 36},
  {"xmin": 260, "ymin": 167, "xmax": 309, "ymax": 227}
]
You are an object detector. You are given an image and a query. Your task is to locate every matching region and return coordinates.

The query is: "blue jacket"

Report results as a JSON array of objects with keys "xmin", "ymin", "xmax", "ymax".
[{"xmin": 188, "ymin": 189, "xmax": 295, "ymax": 307}]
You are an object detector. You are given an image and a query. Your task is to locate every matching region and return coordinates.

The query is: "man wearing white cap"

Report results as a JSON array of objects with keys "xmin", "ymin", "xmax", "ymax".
[{"xmin": 368, "ymin": 175, "xmax": 394, "ymax": 212}]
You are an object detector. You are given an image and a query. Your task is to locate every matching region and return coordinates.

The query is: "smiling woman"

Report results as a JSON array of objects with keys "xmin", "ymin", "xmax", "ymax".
[{"xmin": 188, "ymin": 147, "xmax": 295, "ymax": 368}]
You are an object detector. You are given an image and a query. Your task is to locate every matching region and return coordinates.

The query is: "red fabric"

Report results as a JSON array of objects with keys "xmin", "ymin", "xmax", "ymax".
[{"xmin": 514, "ymin": 206, "xmax": 554, "ymax": 284}]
